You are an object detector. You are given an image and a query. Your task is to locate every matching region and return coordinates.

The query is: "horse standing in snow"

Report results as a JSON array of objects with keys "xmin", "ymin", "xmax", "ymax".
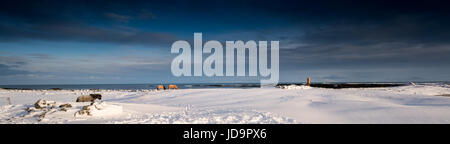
[
  {"xmin": 168, "ymin": 85, "xmax": 179, "ymax": 90},
  {"xmin": 157, "ymin": 85, "xmax": 165, "ymax": 90},
  {"xmin": 76, "ymin": 94, "xmax": 102, "ymax": 102}
]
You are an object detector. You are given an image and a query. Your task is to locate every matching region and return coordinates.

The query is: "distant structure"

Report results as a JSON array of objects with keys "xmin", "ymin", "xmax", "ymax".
[{"xmin": 306, "ymin": 77, "xmax": 311, "ymax": 86}]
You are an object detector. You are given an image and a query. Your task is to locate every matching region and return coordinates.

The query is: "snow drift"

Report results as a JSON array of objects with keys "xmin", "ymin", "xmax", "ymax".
[{"xmin": 1, "ymin": 83, "xmax": 450, "ymax": 124}]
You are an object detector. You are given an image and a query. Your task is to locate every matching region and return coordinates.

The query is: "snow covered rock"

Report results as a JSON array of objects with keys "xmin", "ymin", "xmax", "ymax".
[
  {"xmin": 59, "ymin": 103, "xmax": 72, "ymax": 111},
  {"xmin": 75, "ymin": 101, "xmax": 122, "ymax": 117},
  {"xmin": 280, "ymin": 85, "xmax": 312, "ymax": 90},
  {"xmin": 34, "ymin": 99, "xmax": 56, "ymax": 109},
  {"xmin": 59, "ymin": 103, "xmax": 72, "ymax": 108},
  {"xmin": 23, "ymin": 99, "xmax": 67, "ymax": 121}
]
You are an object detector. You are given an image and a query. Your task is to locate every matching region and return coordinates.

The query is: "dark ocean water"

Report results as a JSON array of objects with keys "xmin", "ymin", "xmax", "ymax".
[
  {"xmin": 0, "ymin": 83, "xmax": 261, "ymax": 90},
  {"xmin": 0, "ymin": 82, "xmax": 448, "ymax": 90}
]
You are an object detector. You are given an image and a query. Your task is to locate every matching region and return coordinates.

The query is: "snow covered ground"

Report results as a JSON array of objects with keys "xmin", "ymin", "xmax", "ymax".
[{"xmin": 1, "ymin": 84, "xmax": 450, "ymax": 124}]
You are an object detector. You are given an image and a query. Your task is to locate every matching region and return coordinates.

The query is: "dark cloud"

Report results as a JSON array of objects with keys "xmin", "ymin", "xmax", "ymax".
[
  {"xmin": 0, "ymin": 22, "xmax": 177, "ymax": 46},
  {"xmin": 27, "ymin": 53, "xmax": 55, "ymax": 60},
  {"xmin": 104, "ymin": 12, "xmax": 132, "ymax": 23},
  {"xmin": 0, "ymin": 64, "xmax": 29, "ymax": 76},
  {"xmin": 0, "ymin": 55, "xmax": 29, "ymax": 66},
  {"xmin": 0, "ymin": 0, "xmax": 175, "ymax": 46},
  {"xmin": 296, "ymin": 16, "xmax": 450, "ymax": 45},
  {"xmin": 1, "ymin": 0, "xmax": 450, "ymax": 83},
  {"xmin": 1, "ymin": 0, "xmax": 449, "ymax": 46},
  {"xmin": 104, "ymin": 10, "xmax": 156, "ymax": 23},
  {"xmin": 271, "ymin": 14, "xmax": 450, "ymax": 71}
]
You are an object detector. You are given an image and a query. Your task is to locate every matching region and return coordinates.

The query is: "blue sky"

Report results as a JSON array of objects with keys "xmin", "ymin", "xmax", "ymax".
[{"xmin": 1, "ymin": 0, "xmax": 450, "ymax": 84}]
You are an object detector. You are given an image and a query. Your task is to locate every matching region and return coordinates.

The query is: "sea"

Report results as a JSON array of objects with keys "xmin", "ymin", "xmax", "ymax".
[{"xmin": 1, "ymin": 82, "xmax": 448, "ymax": 90}]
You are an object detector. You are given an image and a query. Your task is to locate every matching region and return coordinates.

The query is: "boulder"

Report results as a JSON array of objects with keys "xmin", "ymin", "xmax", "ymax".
[{"xmin": 34, "ymin": 99, "xmax": 56, "ymax": 109}]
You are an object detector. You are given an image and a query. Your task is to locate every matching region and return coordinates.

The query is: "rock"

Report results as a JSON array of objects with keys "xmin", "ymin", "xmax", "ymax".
[
  {"xmin": 436, "ymin": 94, "xmax": 450, "ymax": 97},
  {"xmin": 82, "ymin": 105, "xmax": 92, "ymax": 110},
  {"xmin": 39, "ymin": 111, "xmax": 48, "ymax": 119},
  {"xmin": 59, "ymin": 103, "xmax": 72, "ymax": 112},
  {"xmin": 74, "ymin": 101, "xmax": 122, "ymax": 117},
  {"xmin": 76, "ymin": 105, "xmax": 94, "ymax": 116},
  {"xmin": 34, "ymin": 99, "xmax": 56, "ymax": 109},
  {"xmin": 59, "ymin": 103, "xmax": 72, "ymax": 108},
  {"xmin": 280, "ymin": 84, "xmax": 312, "ymax": 90},
  {"xmin": 25, "ymin": 107, "xmax": 38, "ymax": 112}
]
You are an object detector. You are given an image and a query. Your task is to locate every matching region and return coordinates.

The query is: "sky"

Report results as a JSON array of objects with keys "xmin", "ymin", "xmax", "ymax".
[{"xmin": 1, "ymin": 0, "xmax": 450, "ymax": 84}]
